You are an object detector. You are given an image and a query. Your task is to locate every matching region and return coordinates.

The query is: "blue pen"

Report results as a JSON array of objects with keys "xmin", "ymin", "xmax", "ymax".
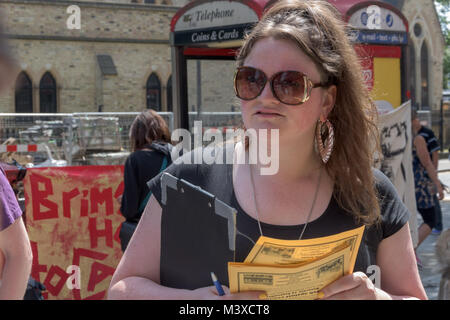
[{"xmin": 210, "ymin": 272, "xmax": 225, "ymax": 296}]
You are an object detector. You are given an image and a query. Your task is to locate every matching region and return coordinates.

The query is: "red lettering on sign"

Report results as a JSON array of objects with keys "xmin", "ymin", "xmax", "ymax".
[
  {"xmin": 81, "ymin": 190, "xmax": 89, "ymax": 217},
  {"xmin": 71, "ymin": 248, "xmax": 110, "ymax": 300},
  {"xmin": 43, "ymin": 265, "xmax": 69, "ymax": 297},
  {"xmin": 90, "ymin": 187, "xmax": 113, "ymax": 216},
  {"xmin": 62, "ymin": 188, "xmax": 80, "ymax": 218},
  {"xmin": 87, "ymin": 262, "xmax": 115, "ymax": 292},
  {"xmin": 30, "ymin": 241, "xmax": 47, "ymax": 283},
  {"xmin": 30, "ymin": 173, "xmax": 58, "ymax": 220},
  {"xmin": 88, "ymin": 218, "xmax": 113, "ymax": 249}
]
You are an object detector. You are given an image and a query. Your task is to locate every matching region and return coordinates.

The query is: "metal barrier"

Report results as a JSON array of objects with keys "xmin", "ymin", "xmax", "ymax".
[
  {"xmin": 0, "ymin": 112, "xmax": 174, "ymax": 166},
  {"xmin": 0, "ymin": 111, "xmax": 246, "ymax": 166}
]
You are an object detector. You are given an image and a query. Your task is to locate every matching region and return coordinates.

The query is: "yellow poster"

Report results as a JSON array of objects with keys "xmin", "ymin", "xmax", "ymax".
[{"xmin": 372, "ymin": 57, "xmax": 401, "ymax": 108}]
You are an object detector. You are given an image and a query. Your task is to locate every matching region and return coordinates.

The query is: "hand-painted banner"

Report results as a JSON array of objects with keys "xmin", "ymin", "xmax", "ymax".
[
  {"xmin": 378, "ymin": 101, "xmax": 418, "ymax": 247},
  {"xmin": 23, "ymin": 165, "xmax": 124, "ymax": 300}
]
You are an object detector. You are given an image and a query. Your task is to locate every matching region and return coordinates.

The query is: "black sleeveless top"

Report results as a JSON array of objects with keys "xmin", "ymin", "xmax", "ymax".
[{"xmin": 147, "ymin": 148, "xmax": 410, "ymax": 290}]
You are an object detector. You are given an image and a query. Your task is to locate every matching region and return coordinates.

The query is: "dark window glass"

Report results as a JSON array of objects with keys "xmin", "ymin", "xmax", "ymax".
[
  {"xmin": 39, "ymin": 72, "xmax": 57, "ymax": 113},
  {"xmin": 414, "ymin": 23, "xmax": 422, "ymax": 38},
  {"xmin": 167, "ymin": 75, "xmax": 172, "ymax": 112},
  {"xmin": 146, "ymin": 73, "xmax": 161, "ymax": 111},
  {"xmin": 420, "ymin": 42, "xmax": 429, "ymax": 109},
  {"xmin": 15, "ymin": 72, "xmax": 33, "ymax": 113}
]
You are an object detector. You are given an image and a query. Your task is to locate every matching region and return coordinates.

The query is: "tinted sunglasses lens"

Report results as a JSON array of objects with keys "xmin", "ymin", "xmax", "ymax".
[
  {"xmin": 273, "ymin": 71, "xmax": 306, "ymax": 105},
  {"xmin": 235, "ymin": 68, "xmax": 266, "ymax": 100}
]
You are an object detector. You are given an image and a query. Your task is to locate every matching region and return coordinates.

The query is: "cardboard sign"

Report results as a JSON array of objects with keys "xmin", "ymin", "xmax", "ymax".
[{"xmin": 24, "ymin": 165, "xmax": 124, "ymax": 300}]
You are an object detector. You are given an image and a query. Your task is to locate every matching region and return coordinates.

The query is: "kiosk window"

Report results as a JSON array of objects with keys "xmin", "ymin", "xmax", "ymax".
[{"xmin": 187, "ymin": 59, "xmax": 241, "ymax": 132}]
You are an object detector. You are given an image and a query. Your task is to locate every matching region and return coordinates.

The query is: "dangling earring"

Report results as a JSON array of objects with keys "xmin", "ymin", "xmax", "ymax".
[{"xmin": 315, "ymin": 119, "xmax": 334, "ymax": 164}]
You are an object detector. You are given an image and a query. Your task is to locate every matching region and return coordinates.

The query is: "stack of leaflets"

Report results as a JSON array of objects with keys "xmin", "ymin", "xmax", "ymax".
[{"xmin": 228, "ymin": 226, "xmax": 365, "ymax": 300}]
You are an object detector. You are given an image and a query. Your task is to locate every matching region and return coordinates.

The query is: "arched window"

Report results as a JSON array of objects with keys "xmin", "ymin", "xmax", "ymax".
[
  {"xmin": 420, "ymin": 42, "xmax": 429, "ymax": 109},
  {"xmin": 39, "ymin": 72, "xmax": 57, "ymax": 113},
  {"xmin": 166, "ymin": 75, "xmax": 173, "ymax": 112},
  {"xmin": 15, "ymin": 72, "xmax": 33, "ymax": 113},
  {"xmin": 146, "ymin": 73, "xmax": 161, "ymax": 111}
]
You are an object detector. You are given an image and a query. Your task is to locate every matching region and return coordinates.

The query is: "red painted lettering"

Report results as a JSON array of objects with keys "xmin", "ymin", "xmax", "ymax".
[
  {"xmin": 43, "ymin": 265, "xmax": 69, "ymax": 297},
  {"xmin": 30, "ymin": 241, "xmax": 47, "ymax": 283},
  {"xmin": 90, "ymin": 187, "xmax": 113, "ymax": 216},
  {"xmin": 29, "ymin": 173, "xmax": 58, "ymax": 220},
  {"xmin": 87, "ymin": 261, "xmax": 115, "ymax": 292},
  {"xmin": 88, "ymin": 218, "xmax": 113, "ymax": 249},
  {"xmin": 62, "ymin": 188, "xmax": 80, "ymax": 218}
]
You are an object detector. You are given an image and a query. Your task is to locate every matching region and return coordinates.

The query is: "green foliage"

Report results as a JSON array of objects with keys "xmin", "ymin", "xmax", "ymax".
[{"xmin": 435, "ymin": 1, "xmax": 450, "ymax": 88}]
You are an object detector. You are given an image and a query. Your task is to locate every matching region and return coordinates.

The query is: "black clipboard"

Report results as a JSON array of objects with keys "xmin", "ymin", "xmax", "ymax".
[{"xmin": 158, "ymin": 172, "xmax": 237, "ymax": 289}]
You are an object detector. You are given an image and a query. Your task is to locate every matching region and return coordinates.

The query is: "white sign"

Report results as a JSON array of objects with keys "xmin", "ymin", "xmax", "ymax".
[
  {"xmin": 349, "ymin": 5, "xmax": 406, "ymax": 32},
  {"xmin": 174, "ymin": 0, "xmax": 258, "ymax": 32},
  {"xmin": 377, "ymin": 101, "xmax": 418, "ymax": 247}
]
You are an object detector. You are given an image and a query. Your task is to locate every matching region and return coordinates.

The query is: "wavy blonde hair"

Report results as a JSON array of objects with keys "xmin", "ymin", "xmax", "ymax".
[{"xmin": 236, "ymin": 0, "xmax": 381, "ymax": 226}]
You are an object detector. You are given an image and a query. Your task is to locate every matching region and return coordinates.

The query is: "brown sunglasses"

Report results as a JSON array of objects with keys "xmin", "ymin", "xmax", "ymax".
[{"xmin": 234, "ymin": 66, "xmax": 329, "ymax": 105}]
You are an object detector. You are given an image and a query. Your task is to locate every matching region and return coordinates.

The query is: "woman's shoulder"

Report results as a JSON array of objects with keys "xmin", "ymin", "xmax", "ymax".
[
  {"xmin": 372, "ymin": 168, "xmax": 402, "ymax": 198},
  {"xmin": 371, "ymin": 168, "xmax": 410, "ymax": 238}
]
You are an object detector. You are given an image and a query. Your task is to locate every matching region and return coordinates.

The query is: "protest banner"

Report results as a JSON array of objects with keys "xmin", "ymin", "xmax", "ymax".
[
  {"xmin": 23, "ymin": 165, "xmax": 124, "ymax": 300},
  {"xmin": 377, "ymin": 101, "xmax": 418, "ymax": 247}
]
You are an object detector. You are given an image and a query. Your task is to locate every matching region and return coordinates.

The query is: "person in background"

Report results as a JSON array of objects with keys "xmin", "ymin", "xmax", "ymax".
[
  {"xmin": 411, "ymin": 111, "xmax": 444, "ymax": 264},
  {"xmin": 0, "ymin": 25, "xmax": 33, "ymax": 299},
  {"xmin": 415, "ymin": 120, "xmax": 444, "ymax": 235},
  {"xmin": 118, "ymin": 109, "xmax": 173, "ymax": 252}
]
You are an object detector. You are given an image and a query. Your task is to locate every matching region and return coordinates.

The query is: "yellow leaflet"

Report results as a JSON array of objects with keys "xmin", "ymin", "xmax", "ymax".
[
  {"xmin": 229, "ymin": 244, "xmax": 352, "ymax": 300},
  {"xmin": 244, "ymin": 225, "xmax": 365, "ymax": 273}
]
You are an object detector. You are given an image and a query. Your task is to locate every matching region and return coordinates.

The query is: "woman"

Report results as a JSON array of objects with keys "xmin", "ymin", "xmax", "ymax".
[
  {"xmin": 0, "ymin": 24, "xmax": 33, "ymax": 300},
  {"xmin": 411, "ymin": 111, "xmax": 444, "ymax": 251},
  {"xmin": 119, "ymin": 109, "xmax": 172, "ymax": 251},
  {"xmin": 109, "ymin": 0, "xmax": 427, "ymax": 300}
]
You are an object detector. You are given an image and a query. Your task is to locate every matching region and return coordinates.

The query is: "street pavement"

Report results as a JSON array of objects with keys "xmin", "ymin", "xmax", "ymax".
[{"xmin": 415, "ymin": 160, "xmax": 450, "ymax": 300}]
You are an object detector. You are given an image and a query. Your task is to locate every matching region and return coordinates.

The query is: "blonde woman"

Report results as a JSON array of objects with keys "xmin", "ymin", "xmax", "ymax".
[{"xmin": 109, "ymin": 0, "xmax": 426, "ymax": 300}]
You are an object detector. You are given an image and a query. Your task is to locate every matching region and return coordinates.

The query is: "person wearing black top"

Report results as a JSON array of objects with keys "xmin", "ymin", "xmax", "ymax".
[
  {"xmin": 118, "ymin": 110, "xmax": 172, "ymax": 251},
  {"xmin": 109, "ymin": 0, "xmax": 427, "ymax": 300}
]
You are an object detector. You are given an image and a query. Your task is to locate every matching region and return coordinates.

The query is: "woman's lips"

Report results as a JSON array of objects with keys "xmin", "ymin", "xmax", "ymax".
[{"xmin": 254, "ymin": 110, "xmax": 283, "ymax": 117}]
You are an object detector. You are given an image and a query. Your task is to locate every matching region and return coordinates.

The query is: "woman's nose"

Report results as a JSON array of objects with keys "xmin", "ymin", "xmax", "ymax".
[{"xmin": 258, "ymin": 80, "xmax": 279, "ymax": 104}]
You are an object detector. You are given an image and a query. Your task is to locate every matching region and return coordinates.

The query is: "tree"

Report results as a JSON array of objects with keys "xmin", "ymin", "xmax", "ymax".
[{"xmin": 435, "ymin": 0, "xmax": 450, "ymax": 88}]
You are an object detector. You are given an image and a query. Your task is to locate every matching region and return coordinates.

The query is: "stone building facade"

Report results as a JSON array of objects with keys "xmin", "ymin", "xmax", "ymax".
[
  {"xmin": 399, "ymin": 0, "xmax": 445, "ymax": 113},
  {"xmin": 0, "ymin": 0, "xmax": 180, "ymax": 113},
  {"xmin": 0, "ymin": 0, "xmax": 445, "ymax": 118}
]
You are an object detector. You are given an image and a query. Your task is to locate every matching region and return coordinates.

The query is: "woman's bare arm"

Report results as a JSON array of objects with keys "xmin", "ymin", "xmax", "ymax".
[
  {"xmin": 376, "ymin": 223, "xmax": 428, "ymax": 300},
  {"xmin": 0, "ymin": 217, "xmax": 33, "ymax": 300}
]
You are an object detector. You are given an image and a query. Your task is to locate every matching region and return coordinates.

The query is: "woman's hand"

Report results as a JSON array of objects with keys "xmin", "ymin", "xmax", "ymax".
[
  {"xmin": 318, "ymin": 272, "xmax": 392, "ymax": 300},
  {"xmin": 192, "ymin": 286, "xmax": 266, "ymax": 300},
  {"xmin": 436, "ymin": 183, "xmax": 444, "ymax": 200}
]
